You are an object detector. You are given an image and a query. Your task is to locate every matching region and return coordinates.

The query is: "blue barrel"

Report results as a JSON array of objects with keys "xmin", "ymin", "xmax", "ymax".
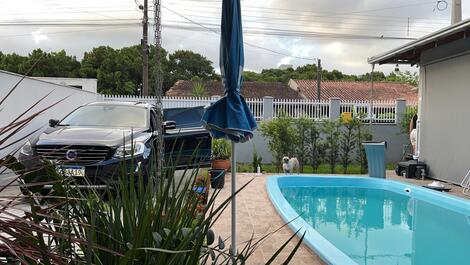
[{"xmin": 362, "ymin": 141, "xmax": 387, "ymax": 178}]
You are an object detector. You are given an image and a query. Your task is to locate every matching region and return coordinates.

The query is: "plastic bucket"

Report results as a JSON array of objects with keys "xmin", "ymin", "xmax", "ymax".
[{"xmin": 362, "ymin": 141, "xmax": 387, "ymax": 178}]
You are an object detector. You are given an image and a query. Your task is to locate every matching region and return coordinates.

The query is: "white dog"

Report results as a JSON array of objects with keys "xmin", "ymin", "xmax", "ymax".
[{"xmin": 282, "ymin": 156, "xmax": 299, "ymax": 174}]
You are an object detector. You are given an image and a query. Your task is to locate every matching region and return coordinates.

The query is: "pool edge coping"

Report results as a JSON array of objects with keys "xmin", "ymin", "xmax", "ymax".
[
  {"xmin": 266, "ymin": 175, "xmax": 358, "ymax": 265},
  {"xmin": 266, "ymin": 175, "xmax": 470, "ymax": 265}
]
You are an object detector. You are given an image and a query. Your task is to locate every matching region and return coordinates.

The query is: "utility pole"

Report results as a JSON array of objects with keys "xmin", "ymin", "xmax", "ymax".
[
  {"xmin": 407, "ymin": 17, "xmax": 410, "ymax": 37},
  {"xmin": 451, "ymin": 0, "xmax": 462, "ymax": 25},
  {"xmin": 369, "ymin": 64, "xmax": 375, "ymax": 125},
  {"xmin": 141, "ymin": 0, "xmax": 149, "ymax": 96},
  {"xmin": 316, "ymin": 59, "xmax": 322, "ymax": 101},
  {"xmin": 153, "ymin": 0, "xmax": 164, "ymax": 178}
]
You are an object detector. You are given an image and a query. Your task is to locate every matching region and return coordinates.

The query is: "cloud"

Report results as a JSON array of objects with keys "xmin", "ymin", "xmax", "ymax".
[
  {"xmin": 323, "ymin": 42, "xmax": 345, "ymax": 57},
  {"xmin": 0, "ymin": 0, "xmax": 464, "ymax": 76},
  {"xmin": 31, "ymin": 29, "xmax": 48, "ymax": 44}
]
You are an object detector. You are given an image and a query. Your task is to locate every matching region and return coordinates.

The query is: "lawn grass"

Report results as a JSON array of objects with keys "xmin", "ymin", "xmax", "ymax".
[{"xmin": 237, "ymin": 162, "xmax": 396, "ymax": 174}]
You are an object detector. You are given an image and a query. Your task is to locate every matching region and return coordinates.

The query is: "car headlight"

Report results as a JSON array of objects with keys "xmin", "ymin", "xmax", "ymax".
[
  {"xmin": 114, "ymin": 142, "xmax": 146, "ymax": 158},
  {"xmin": 20, "ymin": 140, "xmax": 33, "ymax": 156}
]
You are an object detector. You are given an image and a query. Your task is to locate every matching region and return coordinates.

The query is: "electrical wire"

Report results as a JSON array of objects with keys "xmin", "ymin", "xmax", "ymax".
[
  {"xmin": 166, "ymin": 0, "xmax": 449, "ymax": 20},
  {"xmin": 161, "ymin": 5, "xmax": 316, "ymax": 61},
  {"xmin": 0, "ymin": 25, "xmax": 137, "ymax": 38},
  {"xmin": 0, "ymin": 18, "xmax": 437, "ymax": 35}
]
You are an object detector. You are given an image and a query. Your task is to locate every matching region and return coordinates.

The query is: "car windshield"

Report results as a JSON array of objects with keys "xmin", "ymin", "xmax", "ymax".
[{"xmin": 59, "ymin": 105, "xmax": 148, "ymax": 128}]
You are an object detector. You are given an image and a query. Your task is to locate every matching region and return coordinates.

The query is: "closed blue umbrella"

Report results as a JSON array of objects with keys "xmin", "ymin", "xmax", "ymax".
[{"xmin": 201, "ymin": 0, "xmax": 257, "ymax": 259}]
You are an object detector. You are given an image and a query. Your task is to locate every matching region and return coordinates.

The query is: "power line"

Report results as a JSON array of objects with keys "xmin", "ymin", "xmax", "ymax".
[
  {"xmin": 4, "ymin": 0, "xmax": 450, "ymax": 22},
  {"xmin": 0, "ymin": 18, "xmax": 436, "ymax": 35},
  {"xmin": 0, "ymin": 25, "xmax": 137, "ymax": 38},
  {"xmin": 161, "ymin": 5, "xmax": 316, "ymax": 61},
  {"xmin": 167, "ymin": 7, "xmax": 448, "ymax": 27},
  {"xmin": 168, "ymin": 14, "xmax": 440, "ymax": 32},
  {"xmin": 166, "ymin": 0, "xmax": 449, "ymax": 21},
  {"xmin": 0, "ymin": 15, "xmax": 445, "ymax": 31},
  {"xmin": 0, "ymin": 19, "xmax": 424, "ymax": 39}
]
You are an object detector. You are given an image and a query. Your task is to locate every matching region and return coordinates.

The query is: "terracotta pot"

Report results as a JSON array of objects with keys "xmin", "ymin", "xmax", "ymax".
[{"xmin": 211, "ymin": 159, "xmax": 231, "ymax": 171}]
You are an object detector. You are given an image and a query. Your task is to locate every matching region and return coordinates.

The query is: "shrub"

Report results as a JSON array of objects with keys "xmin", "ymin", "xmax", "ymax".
[
  {"xmin": 191, "ymin": 82, "xmax": 206, "ymax": 97},
  {"xmin": 307, "ymin": 120, "xmax": 324, "ymax": 172},
  {"xmin": 354, "ymin": 116, "xmax": 373, "ymax": 174},
  {"xmin": 400, "ymin": 105, "xmax": 418, "ymax": 134},
  {"xmin": 259, "ymin": 114, "xmax": 296, "ymax": 171},
  {"xmin": 339, "ymin": 116, "xmax": 359, "ymax": 174},
  {"xmin": 322, "ymin": 120, "xmax": 341, "ymax": 173},
  {"xmin": 293, "ymin": 117, "xmax": 311, "ymax": 173}
]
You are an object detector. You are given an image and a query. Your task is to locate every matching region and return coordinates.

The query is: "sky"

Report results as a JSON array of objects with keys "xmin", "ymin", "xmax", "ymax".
[{"xmin": 0, "ymin": 0, "xmax": 468, "ymax": 75}]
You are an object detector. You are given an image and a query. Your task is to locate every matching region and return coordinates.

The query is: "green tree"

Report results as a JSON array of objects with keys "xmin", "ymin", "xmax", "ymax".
[
  {"xmin": 354, "ymin": 116, "xmax": 373, "ymax": 174},
  {"xmin": 339, "ymin": 117, "xmax": 359, "ymax": 174},
  {"xmin": 242, "ymin": 71, "xmax": 261, "ymax": 81},
  {"xmin": 323, "ymin": 120, "xmax": 341, "ymax": 173},
  {"xmin": 167, "ymin": 50, "xmax": 217, "ymax": 89},
  {"xmin": 293, "ymin": 117, "xmax": 311, "ymax": 173},
  {"xmin": 0, "ymin": 49, "xmax": 80, "ymax": 78},
  {"xmin": 386, "ymin": 71, "xmax": 418, "ymax": 87},
  {"xmin": 307, "ymin": 119, "xmax": 323, "ymax": 172},
  {"xmin": 0, "ymin": 52, "xmax": 28, "ymax": 74},
  {"xmin": 80, "ymin": 45, "xmax": 170, "ymax": 95},
  {"xmin": 259, "ymin": 115, "xmax": 296, "ymax": 172}
]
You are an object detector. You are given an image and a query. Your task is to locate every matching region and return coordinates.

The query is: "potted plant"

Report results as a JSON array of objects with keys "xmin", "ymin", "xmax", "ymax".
[{"xmin": 211, "ymin": 138, "xmax": 231, "ymax": 171}]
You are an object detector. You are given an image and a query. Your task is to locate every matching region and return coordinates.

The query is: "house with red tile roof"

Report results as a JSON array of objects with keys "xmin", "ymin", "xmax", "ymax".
[
  {"xmin": 166, "ymin": 80, "xmax": 303, "ymax": 99},
  {"xmin": 288, "ymin": 79, "xmax": 418, "ymax": 102}
]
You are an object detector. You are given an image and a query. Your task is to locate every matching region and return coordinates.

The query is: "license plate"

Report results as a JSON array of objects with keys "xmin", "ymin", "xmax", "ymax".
[{"xmin": 56, "ymin": 166, "xmax": 85, "ymax": 177}]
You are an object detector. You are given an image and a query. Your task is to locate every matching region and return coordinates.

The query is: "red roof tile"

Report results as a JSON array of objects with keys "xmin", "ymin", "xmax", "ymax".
[
  {"xmin": 292, "ymin": 80, "xmax": 418, "ymax": 102},
  {"xmin": 166, "ymin": 80, "xmax": 303, "ymax": 99}
]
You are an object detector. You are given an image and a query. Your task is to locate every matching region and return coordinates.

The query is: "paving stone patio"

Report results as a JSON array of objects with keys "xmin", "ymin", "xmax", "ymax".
[{"xmin": 211, "ymin": 171, "xmax": 468, "ymax": 265}]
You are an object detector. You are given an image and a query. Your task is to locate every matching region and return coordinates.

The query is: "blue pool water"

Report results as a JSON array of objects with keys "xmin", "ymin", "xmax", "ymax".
[{"xmin": 267, "ymin": 176, "xmax": 470, "ymax": 265}]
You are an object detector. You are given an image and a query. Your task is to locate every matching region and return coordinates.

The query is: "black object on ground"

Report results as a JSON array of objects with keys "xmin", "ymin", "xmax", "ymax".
[
  {"xmin": 210, "ymin": 169, "xmax": 225, "ymax": 189},
  {"xmin": 395, "ymin": 160, "xmax": 427, "ymax": 179}
]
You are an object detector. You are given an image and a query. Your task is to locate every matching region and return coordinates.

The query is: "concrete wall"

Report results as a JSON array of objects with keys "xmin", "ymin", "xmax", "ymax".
[
  {"xmin": 418, "ymin": 53, "xmax": 470, "ymax": 184},
  {"xmin": 32, "ymin": 77, "xmax": 98, "ymax": 93},
  {"xmin": 0, "ymin": 71, "xmax": 100, "ymax": 157},
  {"xmin": 235, "ymin": 122, "xmax": 408, "ymax": 165}
]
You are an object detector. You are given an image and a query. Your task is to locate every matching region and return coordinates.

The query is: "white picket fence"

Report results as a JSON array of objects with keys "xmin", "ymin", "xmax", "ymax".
[
  {"xmin": 103, "ymin": 95, "xmax": 265, "ymax": 121},
  {"xmin": 273, "ymin": 99, "xmax": 330, "ymax": 120},
  {"xmin": 340, "ymin": 100, "xmax": 397, "ymax": 123},
  {"xmin": 102, "ymin": 95, "xmax": 417, "ymax": 124}
]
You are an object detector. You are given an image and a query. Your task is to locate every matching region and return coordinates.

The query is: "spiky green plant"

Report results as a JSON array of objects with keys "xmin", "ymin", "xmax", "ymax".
[{"xmin": 0, "ymin": 71, "xmax": 305, "ymax": 265}]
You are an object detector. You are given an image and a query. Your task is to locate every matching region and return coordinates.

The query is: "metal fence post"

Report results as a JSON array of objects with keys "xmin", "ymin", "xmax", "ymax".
[
  {"xmin": 395, "ymin": 98, "xmax": 407, "ymax": 125},
  {"xmin": 263, "ymin": 96, "xmax": 274, "ymax": 121},
  {"xmin": 329, "ymin": 97, "xmax": 341, "ymax": 121}
]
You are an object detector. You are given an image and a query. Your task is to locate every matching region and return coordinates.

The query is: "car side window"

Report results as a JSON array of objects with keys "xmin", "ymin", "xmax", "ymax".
[{"xmin": 150, "ymin": 110, "xmax": 158, "ymax": 131}]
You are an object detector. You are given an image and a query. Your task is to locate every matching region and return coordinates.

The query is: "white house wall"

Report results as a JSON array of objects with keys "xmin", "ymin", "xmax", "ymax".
[
  {"xmin": 0, "ymin": 71, "xmax": 100, "ymax": 157},
  {"xmin": 419, "ymin": 53, "xmax": 470, "ymax": 184}
]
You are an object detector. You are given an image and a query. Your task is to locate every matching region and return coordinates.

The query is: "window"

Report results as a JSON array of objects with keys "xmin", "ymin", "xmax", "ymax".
[{"xmin": 60, "ymin": 105, "xmax": 148, "ymax": 128}]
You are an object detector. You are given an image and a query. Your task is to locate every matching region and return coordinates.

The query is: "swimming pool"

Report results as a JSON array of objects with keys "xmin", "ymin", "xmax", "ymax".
[{"xmin": 267, "ymin": 176, "xmax": 470, "ymax": 265}]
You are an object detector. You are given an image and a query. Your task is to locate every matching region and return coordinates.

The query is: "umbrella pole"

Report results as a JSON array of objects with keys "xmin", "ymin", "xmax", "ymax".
[{"xmin": 231, "ymin": 141, "xmax": 237, "ymax": 263}]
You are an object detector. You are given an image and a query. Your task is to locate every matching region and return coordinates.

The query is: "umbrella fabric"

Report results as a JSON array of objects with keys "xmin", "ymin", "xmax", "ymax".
[{"xmin": 201, "ymin": 0, "xmax": 257, "ymax": 143}]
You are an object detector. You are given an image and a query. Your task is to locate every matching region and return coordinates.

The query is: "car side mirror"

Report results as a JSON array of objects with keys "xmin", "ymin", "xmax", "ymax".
[
  {"xmin": 163, "ymin": 121, "xmax": 176, "ymax": 130},
  {"xmin": 49, "ymin": 119, "xmax": 59, "ymax": 127}
]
